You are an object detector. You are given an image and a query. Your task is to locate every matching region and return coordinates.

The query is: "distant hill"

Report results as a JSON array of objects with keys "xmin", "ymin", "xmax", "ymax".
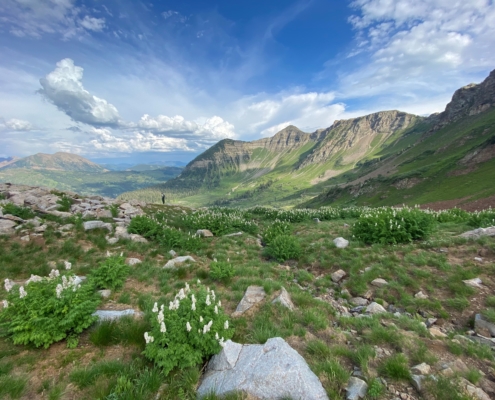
[
  {"xmin": 121, "ymin": 68, "xmax": 495, "ymax": 209},
  {"xmin": 0, "ymin": 157, "xmax": 19, "ymax": 169},
  {"xmin": 0, "ymin": 152, "xmax": 106, "ymax": 173}
]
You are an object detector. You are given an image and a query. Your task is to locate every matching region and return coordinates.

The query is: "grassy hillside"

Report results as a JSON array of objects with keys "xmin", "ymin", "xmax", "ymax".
[{"xmin": 0, "ymin": 167, "xmax": 182, "ymax": 198}]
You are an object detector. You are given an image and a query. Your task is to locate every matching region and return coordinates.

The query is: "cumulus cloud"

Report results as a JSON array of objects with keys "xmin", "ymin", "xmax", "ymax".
[
  {"xmin": 5, "ymin": 118, "xmax": 33, "ymax": 131},
  {"xmin": 137, "ymin": 114, "xmax": 236, "ymax": 141},
  {"xmin": 0, "ymin": 0, "xmax": 106, "ymax": 39},
  {"xmin": 38, "ymin": 59, "xmax": 122, "ymax": 127},
  {"xmin": 336, "ymin": 0, "xmax": 495, "ymax": 102}
]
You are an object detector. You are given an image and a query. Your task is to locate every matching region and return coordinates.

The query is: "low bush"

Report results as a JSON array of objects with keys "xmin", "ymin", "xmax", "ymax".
[
  {"xmin": 128, "ymin": 216, "xmax": 162, "ymax": 239},
  {"xmin": 264, "ymin": 235, "xmax": 301, "ymax": 262},
  {"xmin": 143, "ymin": 282, "xmax": 234, "ymax": 375},
  {"xmin": 1, "ymin": 203, "xmax": 35, "ymax": 220},
  {"xmin": 262, "ymin": 220, "xmax": 291, "ymax": 245},
  {"xmin": 56, "ymin": 195, "xmax": 73, "ymax": 212},
  {"xmin": 209, "ymin": 261, "xmax": 235, "ymax": 282},
  {"xmin": 89, "ymin": 255, "xmax": 129, "ymax": 291},
  {"xmin": 0, "ymin": 270, "xmax": 100, "ymax": 348},
  {"xmin": 352, "ymin": 207, "xmax": 435, "ymax": 244},
  {"xmin": 468, "ymin": 208, "xmax": 495, "ymax": 228}
]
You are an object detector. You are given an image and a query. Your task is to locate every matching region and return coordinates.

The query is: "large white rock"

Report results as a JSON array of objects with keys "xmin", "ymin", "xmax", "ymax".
[
  {"xmin": 163, "ymin": 255, "xmax": 195, "ymax": 269},
  {"xmin": 83, "ymin": 220, "xmax": 112, "ymax": 232},
  {"xmin": 333, "ymin": 237, "xmax": 349, "ymax": 248},
  {"xmin": 460, "ymin": 227, "xmax": 495, "ymax": 239},
  {"xmin": 197, "ymin": 338, "xmax": 329, "ymax": 400}
]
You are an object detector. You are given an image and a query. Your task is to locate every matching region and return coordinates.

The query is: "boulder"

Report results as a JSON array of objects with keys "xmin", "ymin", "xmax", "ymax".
[
  {"xmin": 346, "ymin": 377, "xmax": 368, "ymax": 400},
  {"xmin": 197, "ymin": 338, "xmax": 329, "ymax": 400},
  {"xmin": 333, "ymin": 237, "xmax": 349, "ymax": 248},
  {"xmin": 83, "ymin": 220, "xmax": 113, "ymax": 231},
  {"xmin": 411, "ymin": 363, "xmax": 431, "ymax": 375},
  {"xmin": 371, "ymin": 278, "xmax": 388, "ymax": 287},
  {"xmin": 0, "ymin": 219, "xmax": 17, "ymax": 235},
  {"xmin": 232, "ymin": 286, "xmax": 266, "ymax": 317},
  {"xmin": 411, "ymin": 375, "xmax": 426, "ymax": 392},
  {"xmin": 272, "ymin": 287, "xmax": 295, "ymax": 310},
  {"xmin": 331, "ymin": 269, "xmax": 347, "ymax": 283},
  {"xmin": 350, "ymin": 297, "xmax": 369, "ymax": 306},
  {"xmin": 365, "ymin": 302, "xmax": 387, "ymax": 314},
  {"xmin": 196, "ymin": 229, "xmax": 214, "ymax": 237},
  {"xmin": 460, "ymin": 227, "xmax": 495, "ymax": 239},
  {"xmin": 163, "ymin": 256, "xmax": 195, "ymax": 269}
]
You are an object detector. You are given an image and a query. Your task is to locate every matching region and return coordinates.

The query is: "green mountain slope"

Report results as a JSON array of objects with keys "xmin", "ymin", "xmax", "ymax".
[{"xmin": 0, "ymin": 152, "xmax": 106, "ymax": 172}]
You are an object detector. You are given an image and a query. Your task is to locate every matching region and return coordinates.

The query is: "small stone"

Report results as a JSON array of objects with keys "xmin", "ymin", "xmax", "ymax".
[
  {"xmin": 366, "ymin": 302, "xmax": 387, "ymax": 314},
  {"xmin": 463, "ymin": 277, "xmax": 483, "ymax": 289},
  {"xmin": 411, "ymin": 363, "xmax": 431, "ymax": 375},
  {"xmin": 415, "ymin": 291, "xmax": 428, "ymax": 299},
  {"xmin": 474, "ymin": 314, "xmax": 495, "ymax": 337},
  {"xmin": 125, "ymin": 258, "xmax": 141, "ymax": 266},
  {"xmin": 331, "ymin": 269, "xmax": 347, "ymax": 283},
  {"xmin": 371, "ymin": 278, "xmax": 388, "ymax": 287},
  {"xmin": 196, "ymin": 229, "xmax": 214, "ymax": 237},
  {"xmin": 426, "ymin": 318, "xmax": 437, "ymax": 327},
  {"xmin": 34, "ymin": 225, "xmax": 47, "ymax": 233},
  {"xmin": 20, "ymin": 235, "xmax": 30, "ymax": 242},
  {"xmin": 334, "ymin": 237, "xmax": 349, "ymax": 248},
  {"xmin": 411, "ymin": 375, "xmax": 425, "ymax": 392},
  {"xmin": 169, "ymin": 250, "xmax": 177, "ymax": 257},
  {"xmin": 106, "ymin": 237, "xmax": 119, "ymax": 244},
  {"xmin": 163, "ymin": 256, "xmax": 195, "ymax": 269},
  {"xmin": 351, "ymin": 297, "xmax": 369, "ymax": 306},
  {"xmin": 346, "ymin": 377, "xmax": 368, "ymax": 400},
  {"xmin": 313, "ymin": 218, "xmax": 321, "ymax": 223},
  {"xmin": 272, "ymin": 287, "xmax": 295, "ymax": 310},
  {"xmin": 98, "ymin": 289, "xmax": 112, "ymax": 298},
  {"xmin": 429, "ymin": 327, "xmax": 447, "ymax": 338},
  {"xmin": 232, "ymin": 286, "xmax": 266, "ymax": 316},
  {"xmin": 59, "ymin": 224, "xmax": 74, "ymax": 231},
  {"xmin": 224, "ymin": 232, "xmax": 243, "ymax": 237},
  {"xmin": 474, "ymin": 257, "xmax": 483, "ymax": 262}
]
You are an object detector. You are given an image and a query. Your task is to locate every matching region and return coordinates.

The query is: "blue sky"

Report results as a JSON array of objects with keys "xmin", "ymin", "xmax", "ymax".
[{"xmin": 0, "ymin": 0, "xmax": 494, "ymax": 164}]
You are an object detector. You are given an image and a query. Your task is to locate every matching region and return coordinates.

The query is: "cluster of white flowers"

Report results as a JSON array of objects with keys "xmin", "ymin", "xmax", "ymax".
[
  {"xmin": 224, "ymin": 320, "xmax": 229, "ymax": 330},
  {"xmin": 191, "ymin": 294, "xmax": 196, "ymax": 311},
  {"xmin": 186, "ymin": 321, "xmax": 192, "ymax": 332},
  {"xmin": 202, "ymin": 320, "xmax": 213, "ymax": 334},
  {"xmin": 169, "ymin": 299, "xmax": 180, "ymax": 310},
  {"xmin": 64, "ymin": 261, "xmax": 72, "ymax": 270},
  {"xmin": 26, "ymin": 275, "xmax": 43, "ymax": 285},
  {"xmin": 2, "ymin": 300, "xmax": 8, "ymax": 308},
  {"xmin": 19, "ymin": 286, "xmax": 27, "ymax": 299},
  {"xmin": 55, "ymin": 275, "xmax": 80, "ymax": 298},
  {"xmin": 49, "ymin": 269, "xmax": 60, "ymax": 279},
  {"xmin": 4, "ymin": 279, "xmax": 14, "ymax": 292},
  {"xmin": 144, "ymin": 332, "xmax": 154, "ymax": 343}
]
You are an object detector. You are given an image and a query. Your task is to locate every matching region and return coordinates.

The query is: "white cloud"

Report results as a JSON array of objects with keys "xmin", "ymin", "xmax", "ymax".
[
  {"xmin": 0, "ymin": 0, "xmax": 106, "ymax": 39},
  {"xmin": 38, "ymin": 59, "xmax": 122, "ymax": 127},
  {"xmin": 79, "ymin": 16, "xmax": 105, "ymax": 32},
  {"xmin": 137, "ymin": 114, "xmax": 236, "ymax": 141},
  {"xmin": 5, "ymin": 118, "xmax": 33, "ymax": 131},
  {"xmin": 162, "ymin": 10, "xmax": 179, "ymax": 20},
  {"xmin": 337, "ymin": 0, "xmax": 495, "ymax": 102}
]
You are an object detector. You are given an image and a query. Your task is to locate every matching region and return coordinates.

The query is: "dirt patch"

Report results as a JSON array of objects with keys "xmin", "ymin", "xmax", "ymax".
[
  {"xmin": 311, "ymin": 169, "xmax": 340, "ymax": 185},
  {"xmin": 421, "ymin": 194, "xmax": 495, "ymax": 211},
  {"xmin": 392, "ymin": 177, "xmax": 423, "ymax": 189}
]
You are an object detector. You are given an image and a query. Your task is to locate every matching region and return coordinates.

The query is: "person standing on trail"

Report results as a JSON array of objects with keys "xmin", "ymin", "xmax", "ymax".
[{"xmin": 161, "ymin": 193, "xmax": 165, "ymax": 205}]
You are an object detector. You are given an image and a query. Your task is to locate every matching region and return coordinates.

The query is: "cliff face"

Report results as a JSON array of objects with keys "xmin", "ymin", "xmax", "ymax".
[
  {"xmin": 429, "ymin": 69, "xmax": 495, "ymax": 130},
  {"xmin": 298, "ymin": 110, "xmax": 420, "ymax": 168}
]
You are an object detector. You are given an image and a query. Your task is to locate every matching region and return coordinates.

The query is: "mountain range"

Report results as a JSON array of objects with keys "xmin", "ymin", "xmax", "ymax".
[{"xmin": 121, "ymin": 68, "xmax": 495, "ymax": 209}]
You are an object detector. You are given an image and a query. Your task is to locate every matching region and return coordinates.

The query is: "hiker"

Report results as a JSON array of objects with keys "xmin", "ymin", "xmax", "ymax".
[{"xmin": 161, "ymin": 193, "xmax": 165, "ymax": 205}]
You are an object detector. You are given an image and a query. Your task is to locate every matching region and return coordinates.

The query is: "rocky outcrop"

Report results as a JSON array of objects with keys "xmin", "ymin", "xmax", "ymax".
[
  {"xmin": 197, "ymin": 338, "xmax": 329, "ymax": 400},
  {"xmin": 429, "ymin": 69, "xmax": 495, "ymax": 130}
]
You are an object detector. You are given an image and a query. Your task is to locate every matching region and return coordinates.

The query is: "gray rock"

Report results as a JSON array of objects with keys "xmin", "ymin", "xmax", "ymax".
[
  {"xmin": 197, "ymin": 338, "xmax": 329, "ymax": 400},
  {"xmin": 331, "ymin": 269, "xmax": 347, "ymax": 283},
  {"xmin": 350, "ymin": 297, "xmax": 369, "ymax": 306},
  {"xmin": 371, "ymin": 278, "xmax": 388, "ymax": 287},
  {"xmin": 114, "ymin": 226, "xmax": 147, "ymax": 243},
  {"xmin": 415, "ymin": 291, "xmax": 428, "ymax": 299},
  {"xmin": 34, "ymin": 225, "xmax": 47, "ymax": 233},
  {"xmin": 125, "ymin": 257, "xmax": 142, "ymax": 266},
  {"xmin": 106, "ymin": 237, "xmax": 119, "ymax": 245},
  {"xmin": 366, "ymin": 302, "xmax": 387, "ymax": 314},
  {"xmin": 411, "ymin": 375, "xmax": 426, "ymax": 392},
  {"xmin": 59, "ymin": 224, "xmax": 74, "ymax": 231},
  {"xmin": 98, "ymin": 290, "xmax": 112, "ymax": 298},
  {"xmin": 272, "ymin": 287, "xmax": 295, "ymax": 310},
  {"xmin": 196, "ymin": 229, "xmax": 214, "ymax": 237},
  {"xmin": 0, "ymin": 219, "xmax": 17, "ymax": 235},
  {"xmin": 224, "ymin": 232, "xmax": 243, "ymax": 237},
  {"xmin": 163, "ymin": 256, "xmax": 195, "ymax": 269},
  {"xmin": 92, "ymin": 309, "xmax": 141, "ymax": 321},
  {"xmin": 47, "ymin": 210, "xmax": 72, "ymax": 218},
  {"xmin": 465, "ymin": 385, "xmax": 491, "ymax": 400},
  {"xmin": 169, "ymin": 250, "xmax": 177, "ymax": 257},
  {"xmin": 84, "ymin": 220, "xmax": 113, "ymax": 232},
  {"xmin": 313, "ymin": 218, "xmax": 321, "ymax": 223},
  {"xmin": 2, "ymin": 214, "xmax": 25, "ymax": 222},
  {"xmin": 20, "ymin": 235, "xmax": 30, "ymax": 242},
  {"xmin": 460, "ymin": 226, "xmax": 495, "ymax": 239},
  {"xmin": 463, "ymin": 277, "xmax": 484, "ymax": 289},
  {"xmin": 475, "ymin": 314, "xmax": 495, "ymax": 337},
  {"xmin": 411, "ymin": 363, "xmax": 431, "ymax": 375},
  {"xmin": 333, "ymin": 237, "xmax": 349, "ymax": 248},
  {"xmin": 232, "ymin": 286, "xmax": 266, "ymax": 317},
  {"xmin": 346, "ymin": 377, "xmax": 368, "ymax": 400},
  {"xmin": 466, "ymin": 335, "xmax": 495, "ymax": 348}
]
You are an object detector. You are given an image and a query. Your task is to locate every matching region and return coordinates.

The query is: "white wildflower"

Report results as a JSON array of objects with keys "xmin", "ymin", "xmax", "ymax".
[
  {"xmin": 4, "ymin": 279, "xmax": 14, "ymax": 293},
  {"xmin": 185, "ymin": 282, "xmax": 190, "ymax": 293},
  {"xmin": 62, "ymin": 276, "xmax": 68, "ymax": 289},
  {"xmin": 205, "ymin": 294, "xmax": 211, "ymax": 306},
  {"xmin": 144, "ymin": 332, "xmax": 154, "ymax": 344},
  {"xmin": 215, "ymin": 332, "xmax": 219, "ymax": 340},
  {"xmin": 217, "ymin": 300, "xmax": 221, "ymax": 307},
  {"xmin": 186, "ymin": 322, "xmax": 192, "ymax": 332},
  {"xmin": 157, "ymin": 310, "xmax": 164, "ymax": 324},
  {"xmin": 224, "ymin": 320, "xmax": 229, "ymax": 330},
  {"xmin": 200, "ymin": 316, "xmax": 204, "ymax": 323},
  {"xmin": 176, "ymin": 288, "xmax": 186, "ymax": 300},
  {"xmin": 197, "ymin": 279, "xmax": 201, "ymax": 284},
  {"xmin": 214, "ymin": 305, "xmax": 218, "ymax": 314},
  {"xmin": 56, "ymin": 284, "xmax": 63, "ymax": 298},
  {"xmin": 152, "ymin": 302, "xmax": 158, "ymax": 313},
  {"xmin": 49, "ymin": 269, "xmax": 60, "ymax": 279},
  {"xmin": 211, "ymin": 290, "xmax": 216, "ymax": 301},
  {"xmin": 160, "ymin": 304, "xmax": 164, "ymax": 311},
  {"xmin": 169, "ymin": 301, "xmax": 174, "ymax": 310},
  {"xmin": 26, "ymin": 275, "xmax": 42, "ymax": 285},
  {"xmin": 19, "ymin": 286, "xmax": 27, "ymax": 299},
  {"xmin": 219, "ymin": 337, "xmax": 226, "ymax": 347},
  {"xmin": 64, "ymin": 261, "xmax": 72, "ymax": 270},
  {"xmin": 160, "ymin": 322, "xmax": 167, "ymax": 333},
  {"xmin": 191, "ymin": 301, "xmax": 196, "ymax": 311},
  {"xmin": 2, "ymin": 300, "xmax": 8, "ymax": 308}
]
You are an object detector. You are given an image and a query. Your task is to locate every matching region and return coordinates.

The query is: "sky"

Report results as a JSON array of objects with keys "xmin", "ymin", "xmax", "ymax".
[{"xmin": 0, "ymin": 0, "xmax": 494, "ymax": 164}]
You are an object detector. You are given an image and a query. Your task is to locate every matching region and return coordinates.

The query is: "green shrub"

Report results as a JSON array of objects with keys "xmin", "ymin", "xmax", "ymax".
[
  {"xmin": 56, "ymin": 195, "xmax": 73, "ymax": 212},
  {"xmin": 209, "ymin": 261, "xmax": 235, "ymax": 282},
  {"xmin": 109, "ymin": 204, "xmax": 119, "ymax": 218},
  {"xmin": 378, "ymin": 353, "xmax": 411, "ymax": 380},
  {"xmin": 182, "ymin": 208, "xmax": 258, "ymax": 235},
  {"xmin": 1, "ymin": 203, "xmax": 35, "ymax": 220},
  {"xmin": 89, "ymin": 255, "xmax": 129, "ymax": 291},
  {"xmin": 264, "ymin": 235, "xmax": 301, "ymax": 262},
  {"xmin": 468, "ymin": 208, "xmax": 495, "ymax": 228},
  {"xmin": 143, "ymin": 282, "xmax": 234, "ymax": 375},
  {"xmin": 262, "ymin": 220, "xmax": 291, "ymax": 245},
  {"xmin": 367, "ymin": 377, "xmax": 384, "ymax": 398},
  {"xmin": 352, "ymin": 207, "xmax": 435, "ymax": 244},
  {"xmin": 128, "ymin": 216, "xmax": 162, "ymax": 239},
  {"xmin": 0, "ymin": 271, "xmax": 100, "ymax": 348}
]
